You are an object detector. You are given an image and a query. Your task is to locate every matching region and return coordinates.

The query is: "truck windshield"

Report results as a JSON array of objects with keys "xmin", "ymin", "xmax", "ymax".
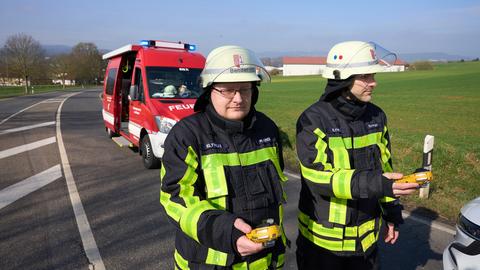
[{"xmin": 146, "ymin": 67, "xmax": 202, "ymax": 99}]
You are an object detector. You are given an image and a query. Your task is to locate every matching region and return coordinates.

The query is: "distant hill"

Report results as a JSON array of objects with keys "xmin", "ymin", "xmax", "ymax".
[{"xmin": 42, "ymin": 44, "xmax": 110, "ymax": 57}]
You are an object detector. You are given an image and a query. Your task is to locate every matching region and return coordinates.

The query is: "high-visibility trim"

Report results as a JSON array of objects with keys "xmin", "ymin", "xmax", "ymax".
[
  {"xmin": 378, "ymin": 126, "xmax": 393, "ymax": 172},
  {"xmin": 329, "ymin": 197, "xmax": 347, "ymax": 225},
  {"xmin": 379, "ymin": 196, "xmax": 396, "ymax": 203},
  {"xmin": 180, "ymin": 201, "xmax": 216, "ymax": 242},
  {"xmin": 358, "ymin": 219, "xmax": 376, "ymax": 237},
  {"xmin": 353, "ymin": 132, "xmax": 382, "ymax": 149},
  {"xmin": 209, "ymin": 197, "xmax": 226, "ymax": 210},
  {"xmin": 178, "ymin": 146, "xmax": 200, "ymax": 207},
  {"xmin": 160, "ymin": 190, "xmax": 185, "ymax": 223},
  {"xmin": 313, "ymin": 129, "xmax": 333, "ymax": 170},
  {"xmin": 361, "ymin": 231, "xmax": 376, "ymax": 252},
  {"xmin": 300, "ymin": 163, "xmax": 334, "ymax": 184},
  {"xmin": 298, "ymin": 221, "xmax": 356, "ymax": 252},
  {"xmin": 206, "ymin": 248, "xmax": 228, "ymax": 266},
  {"xmin": 298, "ymin": 211, "xmax": 343, "ymax": 239},
  {"xmin": 279, "ymin": 204, "xmax": 287, "ymax": 246},
  {"xmin": 344, "ymin": 226, "xmax": 357, "ymax": 237},
  {"xmin": 328, "ymin": 137, "xmax": 350, "ymax": 168},
  {"xmin": 277, "ymin": 253, "xmax": 285, "ymax": 268},
  {"xmin": 174, "ymin": 249, "xmax": 190, "ymax": 270},
  {"xmin": 232, "ymin": 254, "xmax": 272, "ymax": 270},
  {"xmin": 332, "ymin": 169, "xmax": 354, "ymax": 199},
  {"xmin": 202, "ymin": 146, "xmax": 287, "ymax": 198}
]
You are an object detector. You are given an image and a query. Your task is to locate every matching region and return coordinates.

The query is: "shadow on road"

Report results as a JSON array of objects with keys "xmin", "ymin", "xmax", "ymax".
[{"xmin": 379, "ymin": 207, "xmax": 444, "ymax": 270}]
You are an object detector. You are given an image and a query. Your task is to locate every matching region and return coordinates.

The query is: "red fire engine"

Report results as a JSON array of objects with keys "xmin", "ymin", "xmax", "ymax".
[{"xmin": 102, "ymin": 40, "xmax": 205, "ymax": 168}]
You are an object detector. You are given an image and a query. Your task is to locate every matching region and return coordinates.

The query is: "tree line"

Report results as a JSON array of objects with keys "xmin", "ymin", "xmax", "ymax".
[{"xmin": 0, "ymin": 33, "xmax": 105, "ymax": 94}]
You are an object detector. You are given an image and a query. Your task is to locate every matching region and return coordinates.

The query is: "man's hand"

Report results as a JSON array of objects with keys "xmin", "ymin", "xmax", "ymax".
[
  {"xmin": 234, "ymin": 218, "xmax": 263, "ymax": 257},
  {"xmin": 384, "ymin": 172, "xmax": 419, "ymax": 197},
  {"xmin": 384, "ymin": 222, "xmax": 399, "ymax": 244}
]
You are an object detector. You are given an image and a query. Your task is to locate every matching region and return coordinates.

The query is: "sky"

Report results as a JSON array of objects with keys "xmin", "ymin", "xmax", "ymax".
[{"xmin": 1, "ymin": 0, "xmax": 479, "ymax": 58}]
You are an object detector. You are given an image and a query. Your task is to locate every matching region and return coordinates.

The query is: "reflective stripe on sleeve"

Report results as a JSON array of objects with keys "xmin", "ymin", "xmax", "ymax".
[
  {"xmin": 179, "ymin": 201, "xmax": 216, "ymax": 242},
  {"xmin": 178, "ymin": 146, "xmax": 200, "ymax": 207},
  {"xmin": 206, "ymin": 248, "xmax": 228, "ymax": 266},
  {"xmin": 174, "ymin": 249, "xmax": 190, "ymax": 270},
  {"xmin": 332, "ymin": 169, "xmax": 354, "ymax": 199}
]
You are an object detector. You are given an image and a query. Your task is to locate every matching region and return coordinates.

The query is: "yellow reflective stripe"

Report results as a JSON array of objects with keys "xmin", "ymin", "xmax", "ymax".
[
  {"xmin": 300, "ymin": 163, "xmax": 334, "ymax": 184},
  {"xmin": 178, "ymin": 146, "xmax": 200, "ymax": 207},
  {"xmin": 353, "ymin": 132, "xmax": 382, "ymax": 149},
  {"xmin": 344, "ymin": 226, "xmax": 357, "ymax": 237},
  {"xmin": 174, "ymin": 249, "xmax": 190, "ymax": 270},
  {"xmin": 332, "ymin": 169, "xmax": 354, "ymax": 199},
  {"xmin": 209, "ymin": 197, "xmax": 226, "ymax": 210},
  {"xmin": 298, "ymin": 221, "xmax": 355, "ymax": 251},
  {"xmin": 329, "ymin": 197, "xmax": 347, "ymax": 225},
  {"xmin": 279, "ymin": 205, "xmax": 287, "ymax": 246},
  {"xmin": 179, "ymin": 201, "xmax": 216, "ymax": 242},
  {"xmin": 232, "ymin": 254, "xmax": 272, "ymax": 270},
  {"xmin": 379, "ymin": 126, "xmax": 393, "ymax": 172},
  {"xmin": 313, "ymin": 129, "xmax": 333, "ymax": 170},
  {"xmin": 328, "ymin": 137, "xmax": 350, "ymax": 168},
  {"xmin": 202, "ymin": 146, "xmax": 286, "ymax": 197},
  {"xmin": 379, "ymin": 196, "xmax": 396, "ymax": 203},
  {"xmin": 358, "ymin": 219, "xmax": 376, "ymax": 237},
  {"xmin": 361, "ymin": 232, "xmax": 377, "ymax": 252},
  {"xmin": 206, "ymin": 248, "xmax": 228, "ymax": 266},
  {"xmin": 160, "ymin": 190, "xmax": 185, "ymax": 223},
  {"xmin": 160, "ymin": 163, "xmax": 166, "ymax": 180},
  {"xmin": 298, "ymin": 211, "xmax": 343, "ymax": 239},
  {"xmin": 277, "ymin": 253, "xmax": 285, "ymax": 267}
]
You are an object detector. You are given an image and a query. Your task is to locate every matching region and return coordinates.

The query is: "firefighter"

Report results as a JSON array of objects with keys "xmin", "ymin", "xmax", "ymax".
[
  {"xmin": 295, "ymin": 41, "xmax": 419, "ymax": 270},
  {"xmin": 160, "ymin": 45, "xmax": 287, "ymax": 269}
]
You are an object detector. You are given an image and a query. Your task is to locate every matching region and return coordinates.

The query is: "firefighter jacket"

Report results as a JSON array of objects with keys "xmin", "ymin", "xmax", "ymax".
[
  {"xmin": 296, "ymin": 89, "xmax": 403, "ymax": 257},
  {"xmin": 160, "ymin": 104, "xmax": 288, "ymax": 269}
]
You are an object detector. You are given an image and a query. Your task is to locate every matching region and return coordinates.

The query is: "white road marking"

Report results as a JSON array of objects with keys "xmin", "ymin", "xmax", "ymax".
[
  {"xmin": 56, "ymin": 92, "xmax": 106, "ymax": 270},
  {"xmin": 0, "ymin": 137, "xmax": 56, "ymax": 159},
  {"xmin": 0, "ymin": 102, "xmax": 43, "ymax": 125},
  {"xmin": 284, "ymin": 170, "xmax": 456, "ymax": 235},
  {"xmin": 0, "ymin": 121, "xmax": 56, "ymax": 136},
  {"xmin": 0, "ymin": 165, "xmax": 62, "ymax": 210}
]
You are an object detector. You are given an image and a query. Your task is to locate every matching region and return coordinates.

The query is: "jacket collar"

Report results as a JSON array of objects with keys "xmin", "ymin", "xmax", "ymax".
[{"xmin": 205, "ymin": 104, "xmax": 256, "ymax": 134}]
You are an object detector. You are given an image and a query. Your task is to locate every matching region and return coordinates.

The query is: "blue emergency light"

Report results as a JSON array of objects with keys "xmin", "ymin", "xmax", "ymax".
[
  {"xmin": 186, "ymin": 44, "xmax": 196, "ymax": 51},
  {"xmin": 140, "ymin": 40, "xmax": 154, "ymax": 47}
]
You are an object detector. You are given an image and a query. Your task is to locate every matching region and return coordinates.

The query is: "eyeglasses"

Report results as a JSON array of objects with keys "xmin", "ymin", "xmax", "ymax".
[{"xmin": 212, "ymin": 87, "xmax": 252, "ymax": 99}]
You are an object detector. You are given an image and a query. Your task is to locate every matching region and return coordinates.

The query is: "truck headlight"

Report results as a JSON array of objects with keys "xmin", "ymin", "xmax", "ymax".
[
  {"xmin": 155, "ymin": 116, "xmax": 177, "ymax": 134},
  {"xmin": 458, "ymin": 214, "xmax": 480, "ymax": 241}
]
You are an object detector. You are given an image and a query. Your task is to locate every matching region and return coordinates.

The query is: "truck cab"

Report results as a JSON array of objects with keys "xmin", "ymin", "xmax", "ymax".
[{"xmin": 102, "ymin": 40, "xmax": 205, "ymax": 168}]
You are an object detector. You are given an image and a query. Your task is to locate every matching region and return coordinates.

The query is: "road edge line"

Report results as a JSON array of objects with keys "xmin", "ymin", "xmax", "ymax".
[
  {"xmin": 284, "ymin": 170, "xmax": 456, "ymax": 235},
  {"xmin": 56, "ymin": 92, "xmax": 106, "ymax": 270}
]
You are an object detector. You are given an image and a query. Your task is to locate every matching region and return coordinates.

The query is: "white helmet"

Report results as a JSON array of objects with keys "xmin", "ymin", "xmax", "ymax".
[
  {"xmin": 322, "ymin": 41, "xmax": 397, "ymax": 80},
  {"xmin": 200, "ymin": 45, "xmax": 270, "ymax": 88}
]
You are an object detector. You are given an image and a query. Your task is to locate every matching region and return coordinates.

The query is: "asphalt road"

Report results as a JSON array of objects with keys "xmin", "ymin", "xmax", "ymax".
[{"xmin": 0, "ymin": 89, "xmax": 454, "ymax": 269}]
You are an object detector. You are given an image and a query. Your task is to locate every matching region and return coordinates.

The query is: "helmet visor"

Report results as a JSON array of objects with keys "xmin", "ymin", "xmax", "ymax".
[{"xmin": 369, "ymin": 42, "xmax": 397, "ymax": 68}]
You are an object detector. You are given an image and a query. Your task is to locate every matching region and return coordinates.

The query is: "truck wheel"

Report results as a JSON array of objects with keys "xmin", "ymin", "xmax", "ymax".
[{"xmin": 141, "ymin": 135, "xmax": 161, "ymax": 169}]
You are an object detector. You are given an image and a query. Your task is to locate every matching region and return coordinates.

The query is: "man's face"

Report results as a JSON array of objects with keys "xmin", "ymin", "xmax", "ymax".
[
  {"xmin": 210, "ymin": 82, "xmax": 252, "ymax": 121},
  {"xmin": 350, "ymin": 74, "xmax": 377, "ymax": 102}
]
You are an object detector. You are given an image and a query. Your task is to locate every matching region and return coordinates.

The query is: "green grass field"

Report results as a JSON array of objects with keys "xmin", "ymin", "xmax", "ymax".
[
  {"xmin": 0, "ymin": 85, "xmax": 86, "ymax": 98},
  {"xmin": 256, "ymin": 61, "xmax": 480, "ymax": 221}
]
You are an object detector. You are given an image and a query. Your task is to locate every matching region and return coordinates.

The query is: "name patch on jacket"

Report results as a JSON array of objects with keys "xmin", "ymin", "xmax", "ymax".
[
  {"xmin": 331, "ymin": 127, "xmax": 342, "ymax": 134},
  {"xmin": 203, "ymin": 142, "xmax": 223, "ymax": 150},
  {"xmin": 366, "ymin": 122, "xmax": 379, "ymax": 129},
  {"xmin": 257, "ymin": 137, "xmax": 272, "ymax": 144}
]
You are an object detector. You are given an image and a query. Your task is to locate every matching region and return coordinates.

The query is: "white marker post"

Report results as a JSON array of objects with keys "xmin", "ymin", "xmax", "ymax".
[{"xmin": 419, "ymin": 135, "xmax": 434, "ymax": 199}]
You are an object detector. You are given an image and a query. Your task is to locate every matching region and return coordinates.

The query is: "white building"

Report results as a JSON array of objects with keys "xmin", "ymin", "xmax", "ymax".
[{"xmin": 282, "ymin": 57, "xmax": 326, "ymax": 76}]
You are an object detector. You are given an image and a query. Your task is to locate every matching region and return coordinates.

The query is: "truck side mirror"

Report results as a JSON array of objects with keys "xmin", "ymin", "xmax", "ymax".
[{"xmin": 129, "ymin": 85, "xmax": 139, "ymax": 101}]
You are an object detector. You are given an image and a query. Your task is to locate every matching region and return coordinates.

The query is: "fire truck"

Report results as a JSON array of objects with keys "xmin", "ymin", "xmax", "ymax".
[{"xmin": 101, "ymin": 40, "xmax": 205, "ymax": 168}]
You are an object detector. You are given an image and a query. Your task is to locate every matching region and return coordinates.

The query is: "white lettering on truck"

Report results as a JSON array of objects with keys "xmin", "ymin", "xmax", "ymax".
[{"xmin": 168, "ymin": 104, "xmax": 195, "ymax": 111}]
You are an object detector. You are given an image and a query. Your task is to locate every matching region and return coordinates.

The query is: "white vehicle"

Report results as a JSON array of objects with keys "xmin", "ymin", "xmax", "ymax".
[{"xmin": 443, "ymin": 196, "xmax": 480, "ymax": 270}]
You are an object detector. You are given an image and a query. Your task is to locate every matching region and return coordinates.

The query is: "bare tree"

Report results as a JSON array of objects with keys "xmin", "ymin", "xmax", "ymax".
[
  {"xmin": 2, "ymin": 33, "xmax": 45, "ymax": 94},
  {"xmin": 70, "ymin": 42, "xmax": 103, "ymax": 87},
  {"xmin": 49, "ymin": 54, "xmax": 72, "ymax": 89}
]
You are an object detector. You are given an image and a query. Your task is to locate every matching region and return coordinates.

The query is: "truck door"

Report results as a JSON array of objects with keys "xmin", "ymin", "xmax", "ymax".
[
  {"xmin": 102, "ymin": 67, "xmax": 119, "ymax": 132},
  {"xmin": 128, "ymin": 67, "xmax": 145, "ymax": 142}
]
